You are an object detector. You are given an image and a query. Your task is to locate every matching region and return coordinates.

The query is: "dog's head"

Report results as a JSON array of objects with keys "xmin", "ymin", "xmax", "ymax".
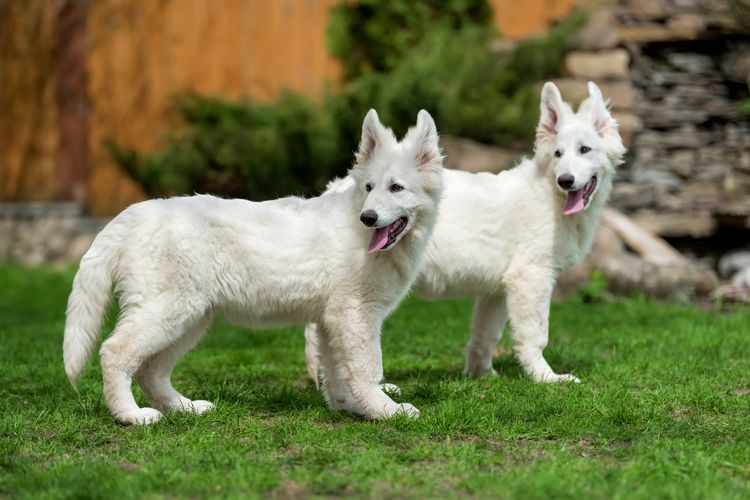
[
  {"xmin": 535, "ymin": 81, "xmax": 626, "ymax": 216},
  {"xmin": 350, "ymin": 109, "xmax": 443, "ymax": 254}
]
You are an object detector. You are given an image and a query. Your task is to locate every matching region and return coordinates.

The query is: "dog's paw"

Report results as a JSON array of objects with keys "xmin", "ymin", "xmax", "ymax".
[
  {"xmin": 537, "ymin": 373, "xmax": 581, "ymax": 384},
  {"xmin": 395, "ymin": 403, "xmax": 421, "ymax": 419},
  {"xmin": 188, "ymin": 400, "xmax": 216, "ymax": 414},
  {"xmin": 120, "ymin": 407, "xmax": 163, "ymax": 426},
  {"xmin": 556, "ymin": 373, "xmax": 581, "ymax": 383},
  {"xmin": 380, "ymin": 383, "xmax": 401, "ymax": 396},
  {"xmin": 464, "ymin": 365, "xmax": 498, "ymax": 378}
]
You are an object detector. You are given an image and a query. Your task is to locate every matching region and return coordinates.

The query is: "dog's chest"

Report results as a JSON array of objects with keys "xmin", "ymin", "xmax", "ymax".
[{"xmin": 554, "ymin": 213, "xmax": 598, "ymax": 272}]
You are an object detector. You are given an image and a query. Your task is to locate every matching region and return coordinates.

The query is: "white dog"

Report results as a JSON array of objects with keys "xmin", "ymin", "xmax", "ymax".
[
  {"xmin": 63, "ymin": 109, "xmax": 444, "ymax": 425},
  {"xmin": 306, "ymin": 82, "xmax": 625, "ymax": 386}
]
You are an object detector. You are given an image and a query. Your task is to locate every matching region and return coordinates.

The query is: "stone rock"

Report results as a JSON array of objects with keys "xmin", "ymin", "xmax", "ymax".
[
  {"xmin": 564, "ymin": 49, "xmax": 630, "ymax": 79},
  {"xmin": 611, "ymin": 182, "xmax": 657, "ymax": 210},
  {"xmin": 624, "ymin": 0, "xmax": 670, "ymax": 20},
  {"xmin": 618, "ymin": 25, "xmax": 702, "ymax": 42},
  {"xmin": 718, "ymin": 250, "xmax": 750, "ymax": 279},
  {"xmin": 612, "ymin": 111, "xmax": 642, "ymax": 146},
  {"xmin": 630, "ymin": 211, "xmax": 716, "ymax": 238},
  {"xmin": 666, "ymin": 149, "xmax": 695, "ymax": 178},
  {"xmin": 0, "ymin": 221, "xmax": 13, "ymax": 259},
  {"xmin": 633, "ymin": 169, "xmax": 682, "ymax": 192},
  {"xmin": 721, "ymin": 45, "xmax": 750, "ymax": 87},
  {"xmin": 573, "ymin": 9, "xmax": 621, "ymax": 51},
  {"xmin": 67, "ymin": 234, "xmax": 95, "ymax": 262},
  {"xmin": 666, "ymin": 14, "xmax": 706, "ymax": 36},
  {"xmin": 599, "ymin": 252, "xmax": 719, "ymax": 298},
  {"xmin": 441, "ymin": 136, "xmax": 521, "ymax": 174},
  {"xmin": 0, "ymin": 202, "xmax": 107, "ymax": 265},
  {"xmin": 732, "ymin": 267, "xmax": 750, "ymax": 288},
  {"xmin": 694, "ymin": 164, "xmax": 730, "ymax": 183},
  {"xmin": 666, "ymin": 52, "xmax": 714, "ymax": 73}
]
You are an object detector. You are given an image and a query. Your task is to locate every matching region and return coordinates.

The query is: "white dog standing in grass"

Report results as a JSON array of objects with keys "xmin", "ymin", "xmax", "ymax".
[
  {"xmin": 63, "ymin": 109, "xmax": 444, "ymax": 425},
  {"xmin": 306, "ymin": 82, "xmax": 625, "ymax": 387}
]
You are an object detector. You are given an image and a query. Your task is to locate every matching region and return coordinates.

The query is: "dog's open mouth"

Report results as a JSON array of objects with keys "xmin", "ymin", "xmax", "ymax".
[
  {"xmin": 563, "ymin": 177, "xmax": 597, "ymax": 216},
  {"xmin": 368, "ymin": 217, "xmax": 408, "ymax": 254}
]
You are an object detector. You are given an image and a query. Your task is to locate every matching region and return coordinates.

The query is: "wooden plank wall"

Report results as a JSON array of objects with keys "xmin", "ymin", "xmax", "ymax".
[
  {"xmin": 0, "ymin": 1, "xmax": 58, "ymax": 203},
  {"xmin": 490, "ymin": 0, "xmax": 577, "ymax": 39},
  {"xmin": 0, "ymin": 0, "xmax": 577, "ymax": 215},
  {"xmin": 86, "ymin": 0, "xmax": 343, "ymax": 215}
]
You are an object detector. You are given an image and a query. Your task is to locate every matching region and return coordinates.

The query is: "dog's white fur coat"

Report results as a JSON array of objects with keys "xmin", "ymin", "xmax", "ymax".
[
  {"xmin": 306, "ymin": 82, "xmax": 626, "ymax": 385},
  {"xmin": 63, "ymin": 110, "xmax": 443, "ymax": 425}
]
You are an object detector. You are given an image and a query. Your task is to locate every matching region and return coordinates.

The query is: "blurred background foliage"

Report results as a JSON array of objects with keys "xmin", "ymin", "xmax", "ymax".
[
  {"xmin": 326, "ymin": 0, "xmax": 493, "ymax": 78},
  {"xmin": 111, "ymin": 0, "xmax": 584, "ymax": 200}
]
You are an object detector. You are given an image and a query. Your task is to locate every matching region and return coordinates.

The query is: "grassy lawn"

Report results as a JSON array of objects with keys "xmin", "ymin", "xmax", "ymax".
[{"xmin": 1, "ymin": 263, "xmax": 749, "ymax": 498}]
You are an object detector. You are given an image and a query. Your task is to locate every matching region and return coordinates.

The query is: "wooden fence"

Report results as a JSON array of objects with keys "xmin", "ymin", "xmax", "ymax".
[{"xmin": 0, "ymin": 0, "xmax": 576, "ymax": 215}]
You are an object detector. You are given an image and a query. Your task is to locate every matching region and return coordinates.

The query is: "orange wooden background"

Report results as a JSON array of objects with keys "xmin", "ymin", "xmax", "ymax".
[{"xmin": 0, "ymin": 0, "xmax": 577, "ymax": 215}]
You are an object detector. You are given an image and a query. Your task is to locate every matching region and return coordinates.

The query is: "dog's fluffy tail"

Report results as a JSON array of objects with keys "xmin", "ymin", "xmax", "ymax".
[
  {"xmin": 63, "ymin": 224, "xmax": 119, "ymax": 388},
  {"xmin": 304, "ymin": 323, "xmax": 321, "ymax": 390}
]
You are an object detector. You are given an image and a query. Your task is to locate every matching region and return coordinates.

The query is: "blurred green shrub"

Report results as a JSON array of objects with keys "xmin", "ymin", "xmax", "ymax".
[
  {"xmin": 107, "ymin": 92, "xmax": 348, "ymax": 200},
  {"xmin": 327, "ymin": 0, "xmax": 493, "ymax": 79},
  {"xmin": 109, "ymin": 2, "xmax": 583, "ymax": 200},
  {"xmin": 339, "ymin": 15, "xmax": 584, "ymax": 145},
  {"xmin": 572, "ymin": 270, "xmax": 611, "ymax": 304}
]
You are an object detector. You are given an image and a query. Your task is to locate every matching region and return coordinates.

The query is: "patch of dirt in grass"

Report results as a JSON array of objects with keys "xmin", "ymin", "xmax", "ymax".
[
  {"xmin": 669, "ymin": 406, "xmax": 692, "ymax": 420},
  {"xmin": 312, "ymin": 420, "xmax": 346, "ymax": 429},
  {"xmin": 116, "ymin": 460, "xmax": 140, "ymax": 471},
  {"xmin": 572, "ymin": 439, "xmax": 630, "ymax": 460},
  {"xmin": 730, "ymin": 388, "xmax": 750, "ymax": 396},
  {"xmin": 267, "ymin": 477, "xmax": 311, "ymax": 499},
  {"xmin": 451, "ymin": 435, "xmax": 630, "ymax": 463},
  {"xmin": 449, "ymin": 435, "xmax": 553, "ymax": 463}
]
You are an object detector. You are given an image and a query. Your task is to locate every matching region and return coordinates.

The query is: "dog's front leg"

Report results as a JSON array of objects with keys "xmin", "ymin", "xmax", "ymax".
[
  {"xmin": 505, "ymin": 266, "xmax": 580, "ymax": 383},
  {"xmin": 316, "ymin": 323, "xmax": 359, "ymax": 413},
  {"xmin": 322, "ymin": 313, "xmax": 419, "ymax": 419}
]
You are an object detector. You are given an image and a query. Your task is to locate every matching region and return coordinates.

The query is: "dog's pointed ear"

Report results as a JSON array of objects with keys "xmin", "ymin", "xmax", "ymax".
[
  {"xmin": 356, "ymin": 109, "xmax": 385, "ymax": 165},
  {"xmin": 586, "ymin": 81, "xmax": 617, "ymax": 138},
  {"xmin": 537, "ymin": 82, "xmax": 564, "ymax": 143},
  {"xmin": 407, "ymin": 109, "xmax": 442, "ymax": 169}
]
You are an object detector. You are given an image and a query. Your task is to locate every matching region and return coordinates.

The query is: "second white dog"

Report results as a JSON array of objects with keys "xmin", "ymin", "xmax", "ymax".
[{"xmin": 306, "ymin": 82, "xmax": 626, "ymax": 385}]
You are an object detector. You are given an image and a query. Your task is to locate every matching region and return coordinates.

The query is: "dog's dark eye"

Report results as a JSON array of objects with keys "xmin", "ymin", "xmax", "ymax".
[
  {"xmin": 365, "ymin": 183, "xmax": 373, "ymax": 192},
  {"xmin": 390, "ymin": 183, "xmax": 404, "ymax": 193},
  {"xmin": 580, "ymin": 146, "xmax": 591, "ymax": 154},
  {"xmin": 554, "ymin": 150, "xmax": 562, "ymax": 158}
]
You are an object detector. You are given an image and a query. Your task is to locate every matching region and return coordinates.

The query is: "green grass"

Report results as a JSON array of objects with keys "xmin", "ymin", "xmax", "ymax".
[{"xmin": 1, "ymin": 264, "xmax": 749, "ymax": 498}]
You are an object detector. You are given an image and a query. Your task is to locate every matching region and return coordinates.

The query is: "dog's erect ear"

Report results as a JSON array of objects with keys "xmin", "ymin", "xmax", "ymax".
[
  {"xmin": 406, "ymin": 109, "xmax": 442, "ymax": 169},
  {"xmin": 356, "ymin": 109, "xmax": 386, "ymax": 165},
  {"xmin": 585, "ymin": 81, "xmax": 617, "ymax": 138},
  {"xmin": 537, "ymin": 82, "xmax": 565, "ymax": 142}
]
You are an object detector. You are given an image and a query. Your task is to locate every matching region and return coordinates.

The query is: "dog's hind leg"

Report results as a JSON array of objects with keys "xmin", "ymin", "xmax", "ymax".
[
  {"xmin": 505, "ymin": 266, "xmax": 580, "ymax": 383},
  {"xmin": 135, "ymin": 312, "xmax": 214, "ymax": 415},
  {"xmin": 100, "ymin": 300, "xmax": 208, "ymax": 425},
  {"xmin": 323, "ymin": 312, "xmax": 419, "ymax": 420},
  {"xmin": 465, "ymin": 294, "xmax": 507, "ymax": 378}
]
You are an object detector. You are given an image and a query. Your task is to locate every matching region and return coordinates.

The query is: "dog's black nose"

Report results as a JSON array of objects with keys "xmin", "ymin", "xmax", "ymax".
[
  {"xmin": 557, "ymin": 173, "xmax": 575, "ymax": 189},
  {"xmin": 360, "ymin": 210, "xmax": 378, "ymax": 227}
]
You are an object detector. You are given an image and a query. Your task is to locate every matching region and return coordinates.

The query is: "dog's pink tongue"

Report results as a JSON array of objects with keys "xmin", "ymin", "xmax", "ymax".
[
  {"xmin": 368, "ymin": 227, "xmax": 390, "ymax": 254},
  {"xmin": 563, "ymin": 189, "xmax": 586, "ymax": 215}
]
